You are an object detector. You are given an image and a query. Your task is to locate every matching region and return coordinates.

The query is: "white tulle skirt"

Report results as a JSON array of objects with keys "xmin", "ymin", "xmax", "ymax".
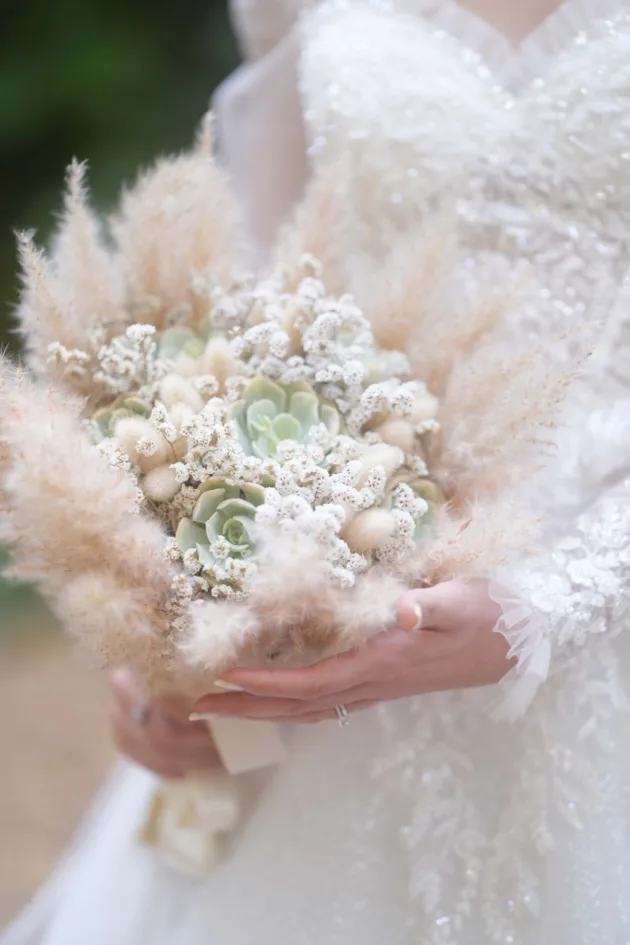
[
  {"xmin": 4, "ymin": 673, "xmax": 630, "ymax": 945},
  {"xmin": 1, "ymin": 711, "xmax": 418, "ymax": 945}
]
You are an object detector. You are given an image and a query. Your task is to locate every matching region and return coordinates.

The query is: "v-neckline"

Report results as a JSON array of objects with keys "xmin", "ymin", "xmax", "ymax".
[
  {"xmin": 445, "ymin": 0, "xmax": 569, "ymax": 48},
  {"xmin": 415, "ymin": 0, "xmax": 628, "ymax": 91}
]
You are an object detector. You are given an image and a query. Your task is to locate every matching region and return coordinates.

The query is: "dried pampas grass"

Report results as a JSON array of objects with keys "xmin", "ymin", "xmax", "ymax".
[
  {"xmin": 111, "ymin": 120, "xmax": 239, "ymax": 332},
  {"xmin": 404, "ymin": 499, "xmax": 540, "ymax": 589},
  {"xmin": 432, "ymin": 337, "xmax": 582, "ymax": 502},
  {"xmin": 15, "ymin": 163, "xmax": 124, "ymax": 389},
  {"xmin": 0, "ymin": 359, "xmax": 174, "ymax": 688},
  {"xmin": 274, "ymin": 157, "xmax": 351, "ymax": 294}
]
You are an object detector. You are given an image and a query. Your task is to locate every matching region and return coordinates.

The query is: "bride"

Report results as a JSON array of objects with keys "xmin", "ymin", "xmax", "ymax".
[{"xmin": 4, "ymin": 0, "xmax": 630, "ymax": 942}]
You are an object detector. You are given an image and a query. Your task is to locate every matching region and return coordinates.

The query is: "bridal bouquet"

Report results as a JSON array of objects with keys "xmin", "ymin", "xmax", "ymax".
[{"xmin": 0, "ymin": 118, "xmax": 569, "ymax": 870}]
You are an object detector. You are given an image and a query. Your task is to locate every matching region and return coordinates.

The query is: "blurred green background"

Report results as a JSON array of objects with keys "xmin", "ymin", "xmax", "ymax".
[{"xmin": 0, "ymin": 0, "xmax": 241, "ymax": 627}]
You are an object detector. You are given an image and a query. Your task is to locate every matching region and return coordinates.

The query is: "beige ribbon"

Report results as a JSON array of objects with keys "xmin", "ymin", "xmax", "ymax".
[{"xmin": 139, "ymin": 720, "xmax": 286, "ymax": 876}]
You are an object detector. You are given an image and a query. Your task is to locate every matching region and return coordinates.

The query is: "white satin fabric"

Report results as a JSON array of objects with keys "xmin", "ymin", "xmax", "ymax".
[{"xmin": 5, "ymin": 2, "xmax": 630, "ymax": 943}]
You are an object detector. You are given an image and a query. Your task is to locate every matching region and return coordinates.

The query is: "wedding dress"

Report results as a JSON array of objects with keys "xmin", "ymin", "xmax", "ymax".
[{"xmin": 4, "ymin": 2, "xmax": 630, "ymax": 942}]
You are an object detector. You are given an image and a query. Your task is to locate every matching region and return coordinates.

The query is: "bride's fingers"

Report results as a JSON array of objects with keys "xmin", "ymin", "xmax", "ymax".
[
  {"xmin": 396, "ymin": 581, "xmax": 472, "ymax": 632},
  {"xmin": 397, "ymin": 580, "xmax": 503, "ymax": 635},
  {"xmin": 190, "ymin": 694, "xmax": 308, "ymax": 720},
  {"xmin": 208, "ymin": 646, "xmax": 375, "ymax": 703},
  {"xmin": 111, "ymin": 669, "xmax": 199, "ymax": 733},
  {"xmin": 111, "ymin": 670, "xmax": 217, "ymax": 754},
  {"xmin": 190, "ymin": 682, "xmax": 381, "ymax": 721},
  {"xmin": 110, "ymin": 704, "xmax": 216, "ymax": 778}
]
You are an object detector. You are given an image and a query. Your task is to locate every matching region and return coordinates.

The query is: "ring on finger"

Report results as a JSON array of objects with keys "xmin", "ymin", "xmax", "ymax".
[
  {"xmin": 335, "ymin": 704, "xmax": 350, "ymax": 728},
  {"xmin": 131, "ymin": 701, "xmax": 151, "ymax": 726}
]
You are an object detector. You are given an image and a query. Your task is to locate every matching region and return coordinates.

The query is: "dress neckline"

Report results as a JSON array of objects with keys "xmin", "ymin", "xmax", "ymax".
[{"xmin": 413, "ymin": 0, "xmax": 628, "ymax": 90}]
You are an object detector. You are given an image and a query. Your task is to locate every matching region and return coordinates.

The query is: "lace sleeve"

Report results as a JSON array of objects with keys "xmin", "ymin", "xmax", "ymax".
[
  {"xmin": 492, "ymin": 473, "xmax": 630, "ymax": 721},
  {"xmin": 491, "ymin": 260, "xmax": 630, "ymax": 721}
]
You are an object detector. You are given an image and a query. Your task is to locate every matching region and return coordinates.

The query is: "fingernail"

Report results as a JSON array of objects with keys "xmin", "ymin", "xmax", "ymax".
[
  {"xmin": 410, "ymin": 604, "xmax": 423, "ymax": 631},
  {"xmin": 189, "ymin": 713, "xmax": 217, "ymax": 723},
  {"xmin": 214, "ymin": 679, "xmax": 244, "ymax": 692},
  {"xmin": 111, "ymin": 666, "xmax": 137, "ymax": 688}
]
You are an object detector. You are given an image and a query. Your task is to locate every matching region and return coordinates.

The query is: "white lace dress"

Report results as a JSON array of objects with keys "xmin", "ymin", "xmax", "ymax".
[{"xmin": 4, "ymin": 2, "xmax": 630, "ymax": 943}]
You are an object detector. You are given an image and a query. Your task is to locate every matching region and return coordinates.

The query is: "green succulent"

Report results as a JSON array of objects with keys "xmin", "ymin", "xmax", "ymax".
[
  {"xmin": 92, "ymin": 394, "xmax": 152, "ymax": 438},
  {"xmin": 158, "ymin": 326, "xmax": 207, "ymax": 362},
  {"xmin": 176, "ymin": 477, "xmax": 266, "ymax": 582},
  {"xmin": 231, "ymin": 377, "xmax": 340, "ymax": 459}
]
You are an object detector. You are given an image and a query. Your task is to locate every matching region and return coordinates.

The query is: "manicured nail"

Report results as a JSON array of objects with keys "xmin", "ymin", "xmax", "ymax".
[
  {"xmin": 214, "ymin": 679, "xmax": 244, "ymax": 692},
  {"xmin": 189, "ymin": 713, "xmax": 217, "ymax": 723},
  {"xmin": 410, "ymin": 604, "xmax": 423, "ymax": 631}
]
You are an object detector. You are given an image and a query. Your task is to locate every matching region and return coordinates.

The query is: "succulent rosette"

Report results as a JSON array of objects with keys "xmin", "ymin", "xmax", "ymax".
[
  {"xmin": 176, "ymin": 478, "xmax": 265, "ymax": 588},
  {"xmin": 230, "ymin": 377, "xmax": 340, "ymax": 460}
]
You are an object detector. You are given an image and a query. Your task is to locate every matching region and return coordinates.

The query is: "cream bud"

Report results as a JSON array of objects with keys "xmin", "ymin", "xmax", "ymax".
[
  {"xmin": 409, "ymin": 394, "xmax": 439, "ymax": 424},
  {"xmin": 356, "ymin": 444, "xmax": 404, "ymax": 488},
  {"xmin": 343, "ymin": 509, "xmax": 398, "ymax": 553},
  {"xmin": 142, "ymin": 465, "xmax": 181, "ymax": 502},
  {"xmin": 172, "ymin": 436, "xmax": 189, "ymax": 461},
  {"xmin": 375, "ymin": 417, "xmax": 415, "ymax": 453},
  {"xmin": 169, "ymin": 402, "xmax": 194, "ymax": 433},
  {"xmin": 114, "ymin": 418, "xmax": 170, "ymax": 472},
  {"xmin": 201, "ymin": 337, "xmax": 242, "ymax": 390},
  {"xmin": 168, "ymin": 403, "xmax": 193, "ymax": 461},
  {"xmin": 173, "ymin": 353, "xmax": 200, "ymax": 378},
  {"xmin": 158, "ymin": 374, "xmax": 203, "ymax": 412}
]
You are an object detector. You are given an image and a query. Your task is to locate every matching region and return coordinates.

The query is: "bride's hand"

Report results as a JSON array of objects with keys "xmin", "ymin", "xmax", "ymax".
[
  {"xmin": 110, "ymin": 669, "xmax": 219, "ymax": 777},
  {"xmin": 191, "ymin": 580, "xmax": 514, "ymax": 724}
]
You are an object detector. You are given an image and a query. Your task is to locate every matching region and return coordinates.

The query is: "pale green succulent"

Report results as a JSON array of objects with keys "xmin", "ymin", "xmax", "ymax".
[
  {"xmin": 158, "ymin": 327, "xmax": 207, "ymax": 362},
  {"xmin": 92, "ymin": 394, "xmax": 152, "ymax": 438},
  {"xmin": 176, "ymin": 478, "xmax": 265, "ymax": 582},
  {"xmin": 231, "ymin": 377, "xmax": 340, "ymax": 459}
]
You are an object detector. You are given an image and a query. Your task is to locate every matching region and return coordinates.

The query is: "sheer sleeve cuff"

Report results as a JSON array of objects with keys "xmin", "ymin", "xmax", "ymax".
[{"xmin": 489, "ymin": 581, "xmax": 552, "ymax": 722}]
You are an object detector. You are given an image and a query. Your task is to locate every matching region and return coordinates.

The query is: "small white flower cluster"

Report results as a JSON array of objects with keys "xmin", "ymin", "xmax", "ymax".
[
  {"xmin": 196, "ymin": 273, "xmax": 255, "ymax": 334},
  {"xmin": 47, "ymin": 342, "xmax": 92, "ymax": 379},
  {"xmin": 95, "ymin": 439, "xmax": 144, "ymax": 514},
  {"xmin": 178, "ymin": 401, "xmax": 260, "ymax": 485},
  {"xmin": 150, "ymin": 402, "xmax": 178, "ymax": 443},
  {"xmin": 96, "ymin": 438, "xmax": 132, "ymax": 473},
  {"xmin": 166, "ymin": 571, "xmax": 211, "ymax": 635},
  {"xmin": 231, "ymin": 275, "xmax": 380, "ymax": 408},
  {"xmin": 94, "ymin": 324, "xmax": 162, "ymax": 395}
]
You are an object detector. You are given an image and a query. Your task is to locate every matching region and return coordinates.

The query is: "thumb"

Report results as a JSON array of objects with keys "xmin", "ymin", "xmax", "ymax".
[{"xmin": 396, "ymin": 581, "xmax": 470, "ymax": 632}]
